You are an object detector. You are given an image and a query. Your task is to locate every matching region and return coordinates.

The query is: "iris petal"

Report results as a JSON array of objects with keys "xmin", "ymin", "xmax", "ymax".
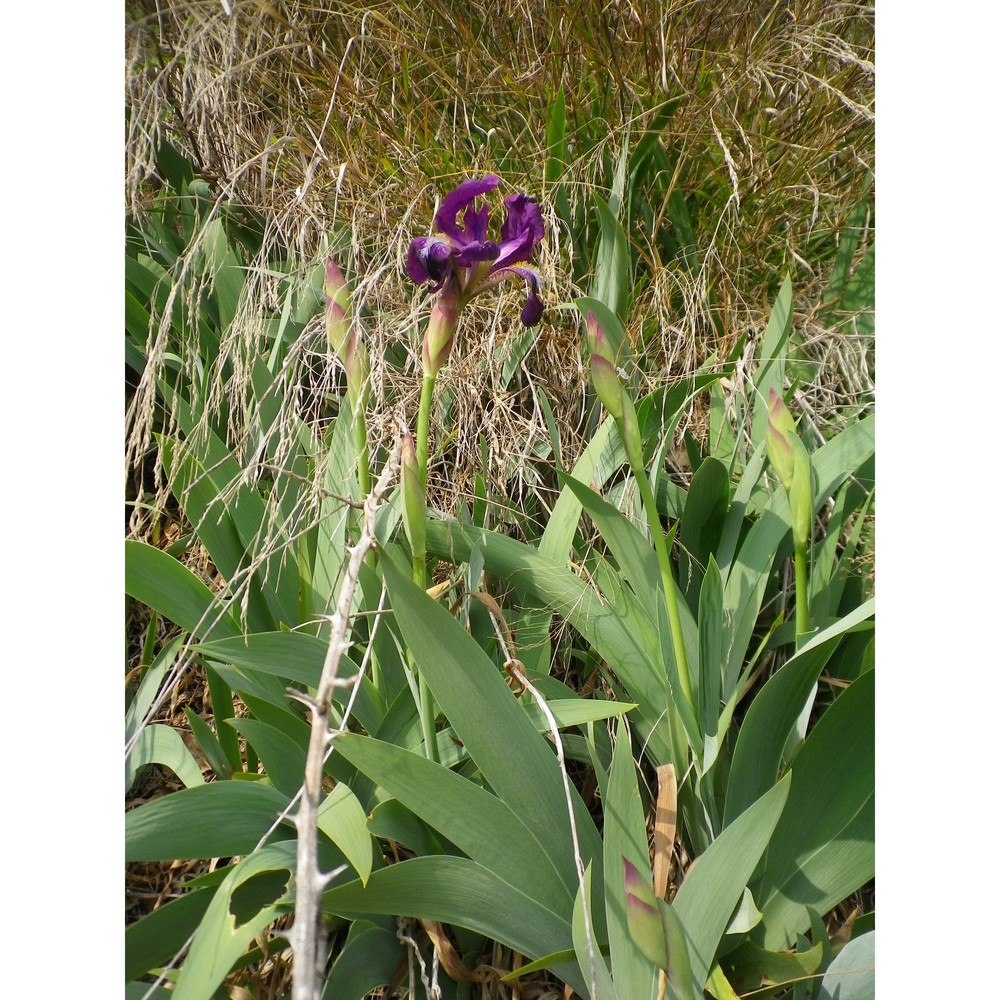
[
  {"xmin": 521, "ymin": 286, "xmax": 544, "ymax": 326},
  {"xmin": 493, "ymin": 227, "xmax": 536, "ymax": 269},
  {"xmin": 477, "ymin": 264, "xmax": 544, "ymax": 326},
  {"xmin": 463, "ymin": 202, "xmax": 491, "ymax": 244},
  {"xmin": 407, "ymin": 236, "xmax": 457, "ymax": 291},
  {"xmin": 500, "ymin": 193, "xmax": 545, "ymax": 246},
  {"xmin": 435, "ymin": 175, "xmax": 501, "ymax": 242},
  {"xmin": 453, "ymin": 239, "xmax": 500, "ymax": 268}
]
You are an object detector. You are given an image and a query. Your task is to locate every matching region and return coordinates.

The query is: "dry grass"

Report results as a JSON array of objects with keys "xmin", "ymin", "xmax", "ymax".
[{"xmin": 126, "ymin": 0, "xmax": 873, "ymax": 522}]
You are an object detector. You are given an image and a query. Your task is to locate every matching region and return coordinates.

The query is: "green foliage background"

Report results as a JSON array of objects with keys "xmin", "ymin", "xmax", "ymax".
[{"xmin": 125, "ymin": 2, "xmax": 874, "ymax": 997}]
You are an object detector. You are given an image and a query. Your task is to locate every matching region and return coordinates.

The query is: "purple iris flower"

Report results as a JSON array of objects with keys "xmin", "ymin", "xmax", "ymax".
[{"xmin": 407, "ymin": 175, "xmax": 545, "ymax": 326}]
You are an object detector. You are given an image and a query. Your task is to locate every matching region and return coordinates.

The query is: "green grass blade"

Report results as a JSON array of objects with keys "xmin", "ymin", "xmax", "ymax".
[
  {"xmin": 590, "ymin": 193, "xmax": 631, "ymax": 320},
  {"xmin": 159, "ymin": 435, "xmax": 276, "ymax": 632},
  {"xmin": 720, "ymin": 413, "xmax": 875, "ymax": 688},
  {"xmin": 322, "ymin": 920, "xmax": 404, "ymax": 1000},
  {"xmin": 604, "ymin": 720, "xmax": 658, "ymax": 1000},
  {"xmin": 724, "ymin": 599, "xmax": 873, "ymax": 826},
  {"xmin": 158, "ymin": 389, "xmax": 299, "ymax": 627},
  {"xmin": 425, "ymin": 521, "xmax": 673, "ymax": 767},
  {"xmin": 334, "ymin": 732, "xmax": 569, "ymax": 909},
  {"xmin": 226, "ymin": 718, "xmax": 305, "ymax": 799},
  {"xmin": 125, "ymin": 887, "xmax": 215, "ymax": 983},
  {"xmin": 540, "ymin": 415, "xmax": 619, "ymax": 562},
  {"xmin": 195, "ymin": 632, "xmax": 383, "ymax": 734},
  {"xmin": 756, "ymin": 670, "xmax": 874, "ymax": 949},
  {"xmin": 815, "ymin": 930, "xmax": 874, "ymax": 1000},
  {"xmin": 316, "ymin": 782, "xmax": 374, "ymax": 886},
  {"xmin": 126, "ymin": 724, "xmax": 205, "ymax": 792},
  {"xmin": 672, "ymin": 776, "xmax": 791, "ymax": 992},
  {"xmin": 381, "ymin": 557, "xmax": 603, "ymax": 901},
  {"xmin": 572, "ymin": 864, "xmax": 619, "ymax": 1000},
  {"xmin": 125, "ymin": 634, "xmax": 186, "ymax": 745},
  {"xmin": 174, "ymin": 842, "xmax": 294, "ymax": 1000},
  {"xmin": 725, "ymin": 601, "xmax": 875, "ymax": 826},
  {"xmin": 323, "ymin": 856, "xmax": 585, "ymax": 995},
  {"xmin": 821, "ymin": 183, "xmax": 872, "ymax": 307},
  {"xmin": 667, "ymin": 189, "xmax": 699, "ymax": 272},
  {"xmin": 184, "ymin": 705, "xmax": 234, "ymax": 779},
  {"xmin": 126, "ymin": 540, "xmax": 240, "ymax": 640},
  {"xmin": 125, "ymin": 782, "xmax": 291, "ymax": 862},
  {"xmin": 558, "ymin": 471, "xmax": 661, "ymax": 619},
  {"xmin": 310, "ymin": 410, "xmax": 359, "ymax": 615},
  {"xmin": 696, "ymin": 557, "xmax": 724, "ymax": 767},
  {"xmin": 545, "ymin": 85, "xmax": 568, "ymax": 184},
  {"xmin": 678, "ymin": 458, "xmax": 730, "ymax": 607},
  {"xmin": 198, "ymin": 216, "xmax": 245, "ymax": 334},
  {"xmin": 748, "ymin": 275, "xmax": 793, "ymax": 449}
]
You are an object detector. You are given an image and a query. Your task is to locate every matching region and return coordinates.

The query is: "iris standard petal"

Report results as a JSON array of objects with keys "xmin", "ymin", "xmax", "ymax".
[
  {"xmin": 500, "ymin": 192, "xmax": 545, "ymax": 247},
  {"xmin": 435, "ymin": 175, "xmax": 501, "ymax": 242},
  {"xmin": 493, "ymin": 226, "xmax": 537, "ymax": 269},
  {"xmin": 463, "ymin": 201, "xmax": 491, "ymax": 244},
  {"xmin": 453, "ymin": 239, "xmax": 501, "ymax": 268}
]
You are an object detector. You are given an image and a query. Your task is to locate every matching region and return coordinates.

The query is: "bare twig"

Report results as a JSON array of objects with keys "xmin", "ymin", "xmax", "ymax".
[{"xmin": 289, "ymin": 439, "xmax": 400, "ymax": 1000}]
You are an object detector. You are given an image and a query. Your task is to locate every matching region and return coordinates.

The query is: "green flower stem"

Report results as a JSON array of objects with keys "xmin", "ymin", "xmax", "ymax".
[
  {"xmin": 354, "ymin": 402, "xmax": 371, "ymax": 498},
  {"xmin": 412, "ymin": 368, "xmax": 439, "ymax": 763},
  {"xmin": 631, "ymin": 452, "xmax": 695, "ymax": 713},
  {"xmin": 416, "ymin": 673, "xmax": 438, "ymax": 763},
  {"xmin": 415, "ymin": 370, "xmax": 437, "ymax": 562},
  {"xmin": 794, "ymin": 542, "xmax": 809, "ymax": 650}
]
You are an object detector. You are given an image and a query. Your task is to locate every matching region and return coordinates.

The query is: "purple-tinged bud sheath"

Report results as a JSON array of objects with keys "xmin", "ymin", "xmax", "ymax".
[
  {"xmin": 586, "ymin": 313, "xmax": 626, "ymax": 420},
  {"xmin": 766, "ymin": 389, "xmax": 797, "ymax": 485},
  {"xmin": 623, "ymin": 857, "xmax": 669, "ymax": 971},
  {"xmin": 347, "ymin": 338, "xmax": 370, "ymax": 409},
  {"xmin": 325, "ymin": 258, "xmax": 369, "ymax": 407},
  {"xmin": 423, "ymin": 281, "xmax": 460, "ymax": 377},
  {"xmin": 325, "ymin": 259, "xmax": 352, "ymax": 353},
  {"xmin": 619, "ymin": 393, "xmax": 646, "ymax": 473}
]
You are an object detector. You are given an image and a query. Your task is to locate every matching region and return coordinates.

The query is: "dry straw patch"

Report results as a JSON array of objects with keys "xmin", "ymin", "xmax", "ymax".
[{"xmin": 127, "ymin": 0, "xmax": 873, "ymax": 522}]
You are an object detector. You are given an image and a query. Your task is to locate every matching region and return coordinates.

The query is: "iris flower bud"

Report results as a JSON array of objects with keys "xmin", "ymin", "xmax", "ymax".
[
  {"xmin": 400, "ymin": 430, "xmax": 426, "ymax": 559},
  {"xmin": 422, "ymin": 281, "xmax": 460, "ymax": 377},
  {"xmin": 325, "ymin": 258, "xmax": 369, "ymax": 407},
  {"xmin": 623, "ymin": 858, "xmax": 669, "ymax": 971},
  {"xmin": 586, "ymin": 312, "xmax": 625, "ymax": 420},
  {"xmin": 766, "ymin": 389, "xmax": 813, "ymax": 549}
]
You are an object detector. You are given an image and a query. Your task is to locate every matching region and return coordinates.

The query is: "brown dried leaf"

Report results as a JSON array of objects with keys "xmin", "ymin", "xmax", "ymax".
[
  {"xmin": 419, "ymin": 919, "xmax": 487, "ymax": 983},
  {"xmin": 653, "ymin": 763, "xmax": 677, "ymax": 899}
]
